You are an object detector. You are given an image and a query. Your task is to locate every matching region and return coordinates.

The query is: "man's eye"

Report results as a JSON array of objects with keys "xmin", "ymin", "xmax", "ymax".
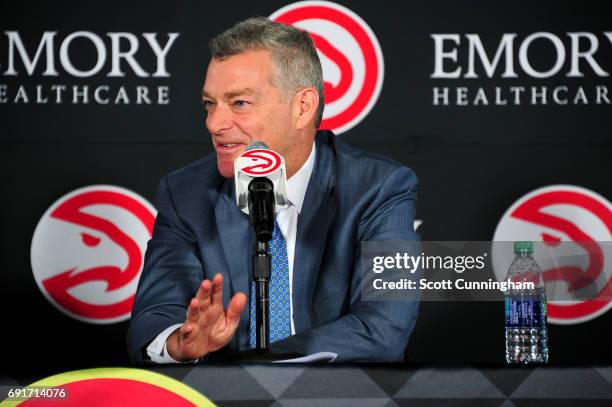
[
  {"xmin": 233, "ymin": 100, "xmax": 249, "ymax": 108},
  {"xmin": 202, "ymin": 100, "xmax": 215, "ymax": 110}
]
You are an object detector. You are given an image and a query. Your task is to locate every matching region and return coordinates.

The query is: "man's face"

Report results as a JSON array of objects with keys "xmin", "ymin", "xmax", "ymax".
[{"xmin": 202, "ymin": 50, "xmax": 296, "ymax": 178}]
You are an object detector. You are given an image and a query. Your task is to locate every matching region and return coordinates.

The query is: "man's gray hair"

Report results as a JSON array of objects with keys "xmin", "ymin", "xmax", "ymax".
[{"xmin": 209, "ymin": 17, "xmax": 324, "ymax": 128}]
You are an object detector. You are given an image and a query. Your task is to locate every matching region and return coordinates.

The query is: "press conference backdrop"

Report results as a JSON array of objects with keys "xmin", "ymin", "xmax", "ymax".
[{"xmin": 1, "ymin": 1, "xmax": 611, "ymax": 373}]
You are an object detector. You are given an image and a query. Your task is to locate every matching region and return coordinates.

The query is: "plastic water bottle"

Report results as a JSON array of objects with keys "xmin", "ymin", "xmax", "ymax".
[{"xmin": 504, "ymin": 241, "xmax": 549, "ymax": 364}]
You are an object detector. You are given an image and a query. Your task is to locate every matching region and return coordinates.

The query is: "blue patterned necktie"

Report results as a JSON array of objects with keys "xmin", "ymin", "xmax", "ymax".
[{"xmin": 249, "ymin": 220, "xmax": 291, "ymax": 348}]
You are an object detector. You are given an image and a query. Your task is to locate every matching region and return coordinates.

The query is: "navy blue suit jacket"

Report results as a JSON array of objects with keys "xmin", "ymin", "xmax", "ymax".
[{"xmin": 127, "ymin": 131, "xmax": 420, "ymax": 363}]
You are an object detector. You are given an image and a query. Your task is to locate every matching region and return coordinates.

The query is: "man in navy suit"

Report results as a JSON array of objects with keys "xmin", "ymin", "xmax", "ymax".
[{"xmin": 127, "ymin": 17, "xmax": 420, "ymax": 364}]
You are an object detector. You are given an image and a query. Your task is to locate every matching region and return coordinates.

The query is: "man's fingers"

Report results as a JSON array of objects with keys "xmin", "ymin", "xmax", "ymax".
[
  {"xmin": 211, "ymin": 273, "xmax": 224, "ymax": 306},
  {"xmin": 226, "ymin": 292, "xmax": 247, "ymax": 323},
  {"xmin": 196, "ymin": 279, "xmax": 211, "ymax": 301},
  {"xmin": 196, "ymin": 279, "xmax": 212, "ymax": 313},
  {"xmin": 187, "ymin": 298, "xmax": 200, "ymax": 323}
]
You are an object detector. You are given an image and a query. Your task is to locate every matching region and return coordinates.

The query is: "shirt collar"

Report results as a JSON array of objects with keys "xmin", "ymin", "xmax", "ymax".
[{"xmin": 285, "ymin": 142, "xmax": 316, "ymax": 214}]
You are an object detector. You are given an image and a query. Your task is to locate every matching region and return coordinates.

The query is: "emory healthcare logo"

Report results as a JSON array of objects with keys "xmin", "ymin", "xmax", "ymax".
[
  {"xmin": 270, "ymin": 1, "xmax": 384, "ymax": 134},
  {"xmin": 237, "ymin": 149, "xmax": 283, "ymax": 176},
  {"xmin": 493, "ymin": 185, "xmax": 612, "ymax": 324},
  {"xmin": 431, "ymin": 32, "xmax": 612, "ymax": 107},
  {"xmin": 1, "ymin": 31, "xmax": 179, "ymax": 105},
  {"xmin": 31, "ymin": 185, "xmax": 156, "ymax": 324}
]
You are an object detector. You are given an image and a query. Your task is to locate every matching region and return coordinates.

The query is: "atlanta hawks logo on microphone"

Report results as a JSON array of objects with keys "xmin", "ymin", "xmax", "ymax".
[
  {"xmin": 30, "ymin": 185, "xmax": 156, "ymax": 324},
  {"xmin": 493, "ymin": 185, "xmax": 612, "ymax": 324},
  {"xmin": 270, "ymin": 1, "xmax": 384, "ymax": 134},
  {"xmin": 236, "ymin": 149, "xmax": 283, "ymax": 176}
]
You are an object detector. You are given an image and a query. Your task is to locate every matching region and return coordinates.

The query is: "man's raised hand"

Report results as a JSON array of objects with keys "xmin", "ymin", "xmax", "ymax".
[{"xmin": 166, "ymin": 273, "xmax": 246, "ymax": 361}]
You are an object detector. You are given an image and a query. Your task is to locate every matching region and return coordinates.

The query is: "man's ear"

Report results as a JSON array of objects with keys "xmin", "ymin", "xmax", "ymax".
[{"xmin": 293, "ymin": 87, "xmax": 319, "ymax": 130}]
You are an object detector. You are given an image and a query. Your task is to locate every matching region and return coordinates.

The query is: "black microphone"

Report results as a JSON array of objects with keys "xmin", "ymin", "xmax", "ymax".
[
  {"xmin": 248, "ymin": 177, "xmax": 275, "ymax": 242},
  {"xmin": 234, "ymin": 141, "xmax": 288, "ymax": 243}
]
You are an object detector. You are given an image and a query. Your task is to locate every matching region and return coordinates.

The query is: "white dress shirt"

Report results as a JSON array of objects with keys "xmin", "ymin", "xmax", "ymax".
[{"xmin": 147, "ymin": 143, "xmax": 316, "ymax": 363}]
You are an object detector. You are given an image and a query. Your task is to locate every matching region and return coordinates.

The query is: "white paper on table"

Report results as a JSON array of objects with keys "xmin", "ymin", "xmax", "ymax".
[{"xmin": 273, "ymin": 352, "xmax": 337, "ymax": 363}]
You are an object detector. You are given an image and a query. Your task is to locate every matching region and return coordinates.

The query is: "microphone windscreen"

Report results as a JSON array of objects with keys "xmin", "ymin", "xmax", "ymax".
[{"xmin": 246, "ymin": 141, "xmax": 269, "ymax": 151}]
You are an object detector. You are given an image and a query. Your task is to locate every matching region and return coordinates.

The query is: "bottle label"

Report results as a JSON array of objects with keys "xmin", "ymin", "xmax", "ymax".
[{"xmin": 505, "ymin": 297, "xmax": 547, "ymax": 327}]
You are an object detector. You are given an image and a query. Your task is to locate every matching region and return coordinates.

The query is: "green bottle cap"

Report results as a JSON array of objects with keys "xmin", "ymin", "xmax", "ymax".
[{"xmin": 513, "ymin": 241, "xmax": 534, "ymax": 253}]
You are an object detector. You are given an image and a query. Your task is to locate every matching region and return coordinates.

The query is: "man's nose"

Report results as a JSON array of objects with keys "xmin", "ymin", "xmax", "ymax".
[{"xmin": 206, "ymin": 105, "xmax": 232, "ymax": 135}]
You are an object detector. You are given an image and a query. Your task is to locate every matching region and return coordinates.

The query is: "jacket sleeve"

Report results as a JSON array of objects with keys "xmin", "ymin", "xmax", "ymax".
[
  {"xmin": 126, "ymin": 177, "xmax": 204, "ymax": 364},
  {"xmin": 271, "ymin": 166, "xmax": 421, "ymax": 362}
]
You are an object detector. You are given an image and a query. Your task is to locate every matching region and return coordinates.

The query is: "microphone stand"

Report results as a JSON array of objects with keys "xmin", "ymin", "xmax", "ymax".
[
  {"xmin": 247, "ymin": 177, "xmax": 275, "ymax": 353},
  {"xmin": 252, "ymin": 240, "xmax": 270, "ymax": 352}
]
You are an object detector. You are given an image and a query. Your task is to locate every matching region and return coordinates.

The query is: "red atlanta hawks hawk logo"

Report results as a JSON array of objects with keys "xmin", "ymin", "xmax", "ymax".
[
  {"xmin": 30, "ymin": 185, "xmax": 156, "ymax": 324},
  {"xmin": 237, "ymin": 149, "xmax": 283, "ymax": 176},
  {"xmin": 270, "ymin": 1, "xmax": 384, "ymax": 134},
  {"xmin": 493, "ymin": 185, "xmax": 612, "ymax": 324}
]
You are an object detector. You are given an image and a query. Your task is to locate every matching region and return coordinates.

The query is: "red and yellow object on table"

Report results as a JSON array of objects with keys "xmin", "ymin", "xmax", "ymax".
[{"xmin": 1, "ymin": 368, "xmax": 214, "ymax": 406}]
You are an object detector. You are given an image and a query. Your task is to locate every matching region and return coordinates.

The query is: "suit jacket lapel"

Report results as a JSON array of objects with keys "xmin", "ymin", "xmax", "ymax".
[
  {"xmin": 215, "ymin": 178, "xmax": 253, "ymax": 347},
  {"xmin": 292, "ymin": 132, "xmax": 337, "ymax": 333}
]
